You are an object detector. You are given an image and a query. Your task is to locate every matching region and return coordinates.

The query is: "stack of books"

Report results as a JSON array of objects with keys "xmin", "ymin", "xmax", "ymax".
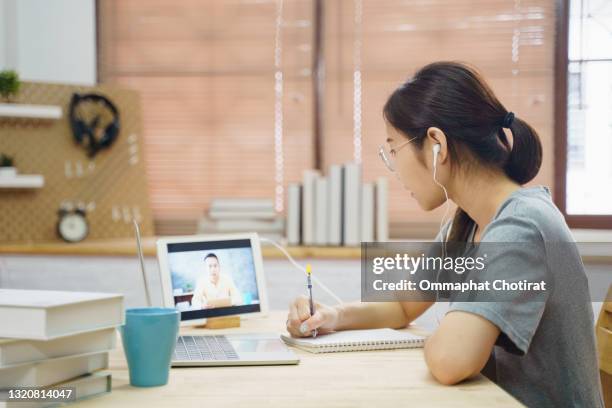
[
  {"xmin": 286, "ymin": 163, "xmax": 388, "ymax": 247},
  {"xmin": 198, "ymin": 198, "xmax": 284, "ymax": 242},
  {"xmin": 0, "ymin": 289, "xmax": 124, "ymax": 407}
]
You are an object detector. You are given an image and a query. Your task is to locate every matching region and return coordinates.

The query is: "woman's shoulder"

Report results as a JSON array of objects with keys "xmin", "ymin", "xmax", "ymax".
[{"xmin": 484, "ymin": 185, "xmax": 574, "ymax": 242}]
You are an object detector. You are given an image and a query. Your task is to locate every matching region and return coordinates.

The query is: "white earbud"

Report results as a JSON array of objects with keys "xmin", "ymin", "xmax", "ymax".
[{"xmin": 432, "ymin": 143, "xmax": 441, "ymax": 169}]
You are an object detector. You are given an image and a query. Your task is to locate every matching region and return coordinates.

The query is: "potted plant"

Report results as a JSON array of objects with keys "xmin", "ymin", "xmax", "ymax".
[
  {"xmin": 0, "ymin": 70, "xmax": 20, "ymax": 102},
  {"xmin": 0, "ymin": 154, "xmax": 16, "ymax": 177}
]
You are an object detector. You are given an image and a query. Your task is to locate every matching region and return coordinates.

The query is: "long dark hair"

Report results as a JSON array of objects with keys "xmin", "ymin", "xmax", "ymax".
[{"xmin": 383, "ymin": 61, "xmax": 542, "ymax": 242}]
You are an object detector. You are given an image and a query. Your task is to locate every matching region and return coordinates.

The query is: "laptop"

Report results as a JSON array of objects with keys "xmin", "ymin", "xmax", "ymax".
[{"xmin": 154, "ymin": 232, "xmax": 299, "ymax": 367}]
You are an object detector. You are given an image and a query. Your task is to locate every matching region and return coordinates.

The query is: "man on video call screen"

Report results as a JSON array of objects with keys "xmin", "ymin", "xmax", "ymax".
[
  {"xmin": 192, "ymin": 253, "xmax": 243, "ymax": 309},
  {"xmin": 168, "ymin": 240, "xmax": 260, "ymax": 313}
]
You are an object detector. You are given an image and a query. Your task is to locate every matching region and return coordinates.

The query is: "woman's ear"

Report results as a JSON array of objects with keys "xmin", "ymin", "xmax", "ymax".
[{"xmin": 426, "ymin": 127, "xmax": 449, "ymax": 166}]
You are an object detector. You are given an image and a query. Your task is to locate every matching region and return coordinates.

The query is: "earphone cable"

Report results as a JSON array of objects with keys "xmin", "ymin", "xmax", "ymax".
[
  {"xmin": 259, "ymin": 237, "xmax": 343, "ymax": 306},
  {"xmin": 432, "ymin": 150, "xmax": 452, "ymax": 324}
]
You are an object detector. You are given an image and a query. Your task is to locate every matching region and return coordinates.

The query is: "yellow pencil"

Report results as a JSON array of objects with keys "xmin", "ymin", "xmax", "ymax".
[{"xmin": 305, "ymin": 264, "xmax": 317, "ymax": 338}]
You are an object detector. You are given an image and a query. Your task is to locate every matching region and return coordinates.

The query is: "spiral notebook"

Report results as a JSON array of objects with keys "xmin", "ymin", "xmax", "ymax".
[{"xmin": 280, "ymin": 329, "xmax": 425, "ymax": 354}]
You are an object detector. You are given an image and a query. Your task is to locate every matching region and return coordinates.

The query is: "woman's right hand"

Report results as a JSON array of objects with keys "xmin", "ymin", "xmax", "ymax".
[{"xmin": 286, "ymin": 295, "xmax": 340, "ymax": 338}]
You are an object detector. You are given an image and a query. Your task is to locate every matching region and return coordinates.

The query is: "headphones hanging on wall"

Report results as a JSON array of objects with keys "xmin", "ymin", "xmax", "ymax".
[{"xmin": 69, "ymin": 93, "xmax": 120, "ymax": 158}]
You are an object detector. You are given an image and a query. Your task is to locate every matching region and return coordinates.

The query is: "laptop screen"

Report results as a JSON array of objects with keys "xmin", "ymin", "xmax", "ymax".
[{"xmin": 166, "ymin": 238, "xmax": 261, "ymax": 321}]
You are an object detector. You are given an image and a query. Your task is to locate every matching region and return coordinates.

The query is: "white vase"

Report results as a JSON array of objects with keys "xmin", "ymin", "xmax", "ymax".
[{"xmin": 0, "ymin": 167, "xmax": 16, "ymax": 177}]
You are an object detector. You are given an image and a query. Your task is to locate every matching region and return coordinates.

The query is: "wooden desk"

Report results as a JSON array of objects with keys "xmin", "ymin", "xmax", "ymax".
[{"xmin": 76, "ymin": 312, "xmax": 521, "ymax": 408}]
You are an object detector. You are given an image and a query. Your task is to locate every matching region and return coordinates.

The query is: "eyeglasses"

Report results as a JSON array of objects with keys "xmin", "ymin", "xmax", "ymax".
[{"xmin": 378, "ymin": 136, "xmax": 417, "ymax": 172}]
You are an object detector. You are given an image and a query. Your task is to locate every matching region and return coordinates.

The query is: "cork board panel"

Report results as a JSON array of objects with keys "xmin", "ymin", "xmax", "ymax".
[{"xmin": 0, "ymin": 82, "xmax": 154, "ymax": 242}]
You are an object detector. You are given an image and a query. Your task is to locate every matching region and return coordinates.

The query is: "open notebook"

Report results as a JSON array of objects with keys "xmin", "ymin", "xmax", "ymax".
[{"xmin": 280, "ymin": 329, "xmax": 425, "ymax": 354}]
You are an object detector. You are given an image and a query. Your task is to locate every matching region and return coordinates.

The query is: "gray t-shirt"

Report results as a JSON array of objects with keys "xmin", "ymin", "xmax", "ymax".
[{"xmin": 445, "ymin": 186, "xmax": 603, "ymax": 407}]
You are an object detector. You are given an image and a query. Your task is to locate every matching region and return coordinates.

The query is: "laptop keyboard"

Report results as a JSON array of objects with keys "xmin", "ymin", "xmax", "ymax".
[{"xmin": 173, "ymin": 335, "xmax": 239, "ymax": 361}]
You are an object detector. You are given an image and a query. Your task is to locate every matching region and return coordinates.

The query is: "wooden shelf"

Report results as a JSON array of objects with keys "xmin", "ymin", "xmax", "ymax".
[
  {"xmin": 0, "ymin": 174, "xmax": 44, "ymax": 189},
  {"xmin": 0, "ymin": 237, "xmax": 362, "ymax": 259},
  {"xmin": 0, "ymin": 103, "xmax": 62, "ymax": 119},
  {"xmin": 0, "ymin": 237, "xmax": 609, "ymax": 264}
]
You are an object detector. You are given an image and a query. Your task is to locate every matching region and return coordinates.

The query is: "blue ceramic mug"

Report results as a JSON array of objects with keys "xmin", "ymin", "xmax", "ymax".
[{"xmin": 120, "ymin": 308, "xmax": 180, "ymax": 387}]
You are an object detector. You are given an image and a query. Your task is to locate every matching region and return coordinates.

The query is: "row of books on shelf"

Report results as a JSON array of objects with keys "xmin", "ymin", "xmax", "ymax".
[
  {"xmin": 287, "ymin": 163, "xmax": 388, "ymax": 247},
  {"xmin": 197, "ymin": 164, "xmax": 388, "ymax": 247},
  {"xmin": 198, "ymin": 198, "xmax": 285, "ymax": 242},
  {"xmin": 0, "ymin": 289, "xmax": 124, "ymax": 407}
]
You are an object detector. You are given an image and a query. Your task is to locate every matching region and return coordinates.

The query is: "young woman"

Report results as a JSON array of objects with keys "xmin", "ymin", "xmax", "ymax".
[{"xmin": 286, "ymin": 62, "xmax": 603, "ymax": 407}]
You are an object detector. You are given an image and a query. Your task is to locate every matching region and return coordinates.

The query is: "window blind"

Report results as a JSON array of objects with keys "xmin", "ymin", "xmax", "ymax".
[
  {"xmin": 322, "ymin": 0, "xmax": 555, "ymax": 234},
  {"xmin": 99, "ymin": 0, "xmax": 556, "ymax": 234},
  {"xmin": 98, "ymin": 0, "xmax": 315, "ymax": 222}
]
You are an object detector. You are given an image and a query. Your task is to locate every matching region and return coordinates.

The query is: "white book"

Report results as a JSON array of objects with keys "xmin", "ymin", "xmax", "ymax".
[
  {"xmin": 360, "ymin": 183, "xmax": 375, "ymax": 243},
  {"xmin": 286, "ymin": 183, "xmax": 302, "ymax": 246},
  {"xmin": 217, "ymin": 218, "xmax": 284, "ymax": 231},
  {"xmin": 0, "ymin": 289, "xmax": 124, "ymax": 340},
  {"xmin": 314, "ymin": 176, "xmax": 328, "ymax": 246},
  {"xmin": 0, "ymin": 371, "xmax": 112, "ymax": 408},
  {"xmin": 0, "ymin": 352, "xmax": 108, "ymax": 388},
  {"xmin": 327, "ymin": 164, "xmax": 343, "ymax": 246},
  {"xmin": 0, "ymin": 328, "xmax": 116, "ymax": 368},
  {"xmin": 208, "ymin": 210, "xmax": 277, "ymax": 220},
  {"xmin": 342, "ymin": 163, "xmax": 361, "ymax": 246},
  {"xmin": 281, "ymin": 329, "xmax": 425, "ymax": 354},
  {"xmin": 376, "ymin": 177, "xmax": 389, "ymax": 242},
  {"xmin": 200, "ymin": 217, "xmax": 283, "ymax": 234},
  {"xmin": 257, "ymin": 232, "xmax": 284, "ymax": 242},
  {"xmin": 259, "ymin": 235, "xmax": 287, "ymax": 246},
  {"xmin": 210, "ymin": 198, "xmax": 274, "ymax": 213},
  {"xmin": 301, "ymin": 169, "xmax": 319, "ymax": 246}
]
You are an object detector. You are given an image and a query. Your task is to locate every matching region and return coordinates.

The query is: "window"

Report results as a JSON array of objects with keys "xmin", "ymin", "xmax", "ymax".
[{"xmin": 556, "ymin": 0, "xmax": 612, "ymax": 227}]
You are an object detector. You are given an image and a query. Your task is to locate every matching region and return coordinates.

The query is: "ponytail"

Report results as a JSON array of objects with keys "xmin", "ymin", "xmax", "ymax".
[
  {"xmin": 448, "ymin": 208, "xmax": 474, "ymax": 243},
  {"xmin": 447, "ymin": 113, "xmax": 542, "ymax": 243},
  {"xmin": 504, "ymin": 116, "xmax": 543, "ymax": 185}
]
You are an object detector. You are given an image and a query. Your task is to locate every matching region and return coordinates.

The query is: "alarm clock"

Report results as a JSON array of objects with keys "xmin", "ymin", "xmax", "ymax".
[{"xmin": 57, "ymin": 208, "xmax": 89, "ymax": 243}]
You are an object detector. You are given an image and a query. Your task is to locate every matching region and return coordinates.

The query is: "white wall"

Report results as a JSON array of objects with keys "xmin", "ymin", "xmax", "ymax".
[
  {"xmin": 0, "ymin": 0, "xmax": 96, "ymax": 85},
  {"xmin": 0, "ymin": 1, "xmax": 8, "ymax": 70}
]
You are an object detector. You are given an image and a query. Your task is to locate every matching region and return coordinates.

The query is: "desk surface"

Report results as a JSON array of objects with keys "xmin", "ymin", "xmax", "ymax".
[{"xmin": 76, "ymin": 312, "xmax": 521, "ymax": 408}]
